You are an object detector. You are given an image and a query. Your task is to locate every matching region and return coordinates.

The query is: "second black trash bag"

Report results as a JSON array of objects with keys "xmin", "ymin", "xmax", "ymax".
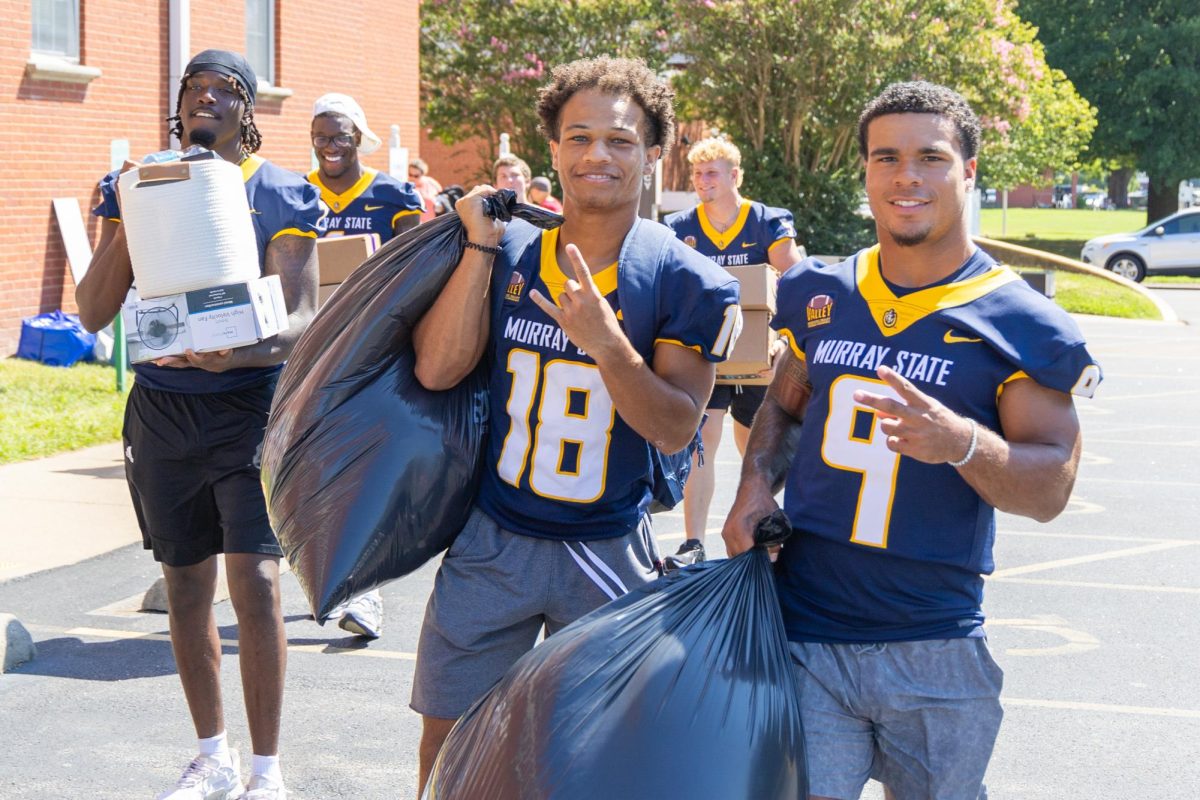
[
  {"xmin": 261, "ymin": 192, "xmax": 562, "ymax": 622},
  {"xmin": 425, "ymin": 523, "xmax": 808, "ymax": 800}
]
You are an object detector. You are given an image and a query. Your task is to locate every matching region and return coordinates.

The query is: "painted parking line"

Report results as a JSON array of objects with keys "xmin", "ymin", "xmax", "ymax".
[
  {"xmin": 1002, "ymin": 697, "xmax": 1200, "ymax": 720},
  {"xmin": 991, "ymin": 576, "xmax": 1200, "ymax": 595},
  {"xmin": 991, "ymin": 541, "xmax": 1196, "ymax": 579},
  {"xmin": 27, "ymin": 624, "xmax": 419, "ymax": 661}
]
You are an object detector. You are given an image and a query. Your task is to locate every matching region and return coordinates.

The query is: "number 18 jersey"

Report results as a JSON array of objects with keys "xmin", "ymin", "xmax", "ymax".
[
  {"xmin": 770, "ymin": 246, "xmax": 1102, "ymax": 643},
  {"xmin": 476, "ymin": 227, "xmax": 739, "ymax": 541}
]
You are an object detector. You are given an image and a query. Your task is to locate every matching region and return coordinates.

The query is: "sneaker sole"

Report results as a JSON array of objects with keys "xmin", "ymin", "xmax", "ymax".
[{"xmin": 337, "ymin": 616, "xmax": 380, "ymax": 639}]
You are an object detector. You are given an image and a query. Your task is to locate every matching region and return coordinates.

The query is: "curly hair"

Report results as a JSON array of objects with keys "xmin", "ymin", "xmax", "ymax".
[
  {"xmin": 536, "ymin": 57, "xmax": 675, "ymax": 156},
  {"xmin": 687, "ymin": 136, "xmax": 743, "ymax": 187},
  {"xmin": 167, "ymin": 73, "xmax": 263, "ymax": 157},
  {"xmin": 858, "ymin": 81, "xmax": 980, "ymax": 161}
]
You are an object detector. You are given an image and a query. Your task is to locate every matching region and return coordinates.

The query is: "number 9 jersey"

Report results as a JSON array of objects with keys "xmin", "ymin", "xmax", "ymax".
[
  {"xmin": 770, "ymin": 246, "xmax": 1102, "ymax": 643},
  {"xmin": 476, "ymin": 225, "xmax": 740, "ymax": 542}
]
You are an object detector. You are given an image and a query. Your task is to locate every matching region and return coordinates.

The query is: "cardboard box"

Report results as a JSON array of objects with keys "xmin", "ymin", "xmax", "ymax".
[
  {"xmin": 724, "ymin": 264, "xmax": 778, "ymax": 312},
  {"xmin": 716, "ymin": 309, "xmax": 778, "ymax": 386},
  {"xmin": 317, "ymin": 284, "xmax": 339, "ymax": 307},
  {"xmin": 122, "ymin": 275, "xmax": 288, "ymax": 363},
  {"xmin": 316, "ymin": 233, "xmax": 380, "ymax": 285}
]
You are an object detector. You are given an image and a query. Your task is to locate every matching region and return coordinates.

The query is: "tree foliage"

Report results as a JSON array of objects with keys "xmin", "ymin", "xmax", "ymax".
[
  {"xmin": 420, "ymin": 0, "xmax": 671, "ymax": 182},
  {"xmin": 671, "ymin": 0, "xmax": 1096, "ymax": 252},
  {"xmin": 1021, "ymin": 0, "xmax": 1200, "ymax": 220}
]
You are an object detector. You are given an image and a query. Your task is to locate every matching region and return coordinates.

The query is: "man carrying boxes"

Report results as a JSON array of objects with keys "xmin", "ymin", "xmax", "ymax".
[
  {"xmin": 76, "ymin": 49, "xmax": 321, "ymax": 800},
  {"xmin": 306, "ymin": 93, "xmax": 424, "ymax": 638},
  {"xmin": 664, "ymin": 137, "xmax": 804, "ymax": 565}
]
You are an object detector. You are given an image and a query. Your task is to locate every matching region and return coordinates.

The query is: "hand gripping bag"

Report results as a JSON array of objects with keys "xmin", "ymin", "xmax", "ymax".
[
  {"xmin": 261, "ymin": 191, "xmax": 562, "ymax": 621},
  {"xmin": 424, "ymin": 514, "xmax": 808, "ymax": 800}
]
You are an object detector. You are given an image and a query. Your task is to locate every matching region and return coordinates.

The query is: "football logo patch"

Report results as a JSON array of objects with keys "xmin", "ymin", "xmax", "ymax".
[
  {"xmin": 882, "ymin": 308, "xmax": 898, "ymax": 328},
  {"xmin": 806, "ymin": 294, "xmax": 834, "ymax": 327},
  {"xmin": 505, "ymin": 271, "xmax": 526, "ymax": 303},
  {"xmin": 684, "ymin": 235, "xmax": 697, "ymax": 249}
]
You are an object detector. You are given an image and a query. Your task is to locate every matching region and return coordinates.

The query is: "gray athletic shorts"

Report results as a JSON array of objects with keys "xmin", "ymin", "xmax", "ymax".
[
  {"xmin": 790, "ymin": 638, "xmax": 1004, "ymax": 800},
  {"xmin": 411, "ymin": 507, "xmax": 661, "ymax": 720}
]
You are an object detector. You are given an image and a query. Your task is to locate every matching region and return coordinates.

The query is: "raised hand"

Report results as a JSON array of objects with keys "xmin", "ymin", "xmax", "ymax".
[
  {"xmin": 528, "ymin": 243, "xmax": 626, "ymax": 361},
  {"xmin": 852, "ymin": 365, "xmax": 975, "ymax": 465}
]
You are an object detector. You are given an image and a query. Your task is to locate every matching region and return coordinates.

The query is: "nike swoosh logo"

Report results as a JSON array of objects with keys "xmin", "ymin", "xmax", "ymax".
[
  {"xmin": 249, "ymin": 208, "xmax": 262, "ymax": 215},
  {"xmin": 944, "ymin": 330, "xmax": 983, "ymax": 344},
  {"xmin": 741, "ymin": 241, "xmax": 757, "ymax": 248},
  {"xmin": 363, "ymin": 204, "xmax": 384, "ymax": 211}
]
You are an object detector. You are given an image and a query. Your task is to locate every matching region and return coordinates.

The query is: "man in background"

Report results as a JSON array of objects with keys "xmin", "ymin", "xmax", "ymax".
[{"xmin": 528, "ymin": 175, "xmax": 563, "ymax": 212}]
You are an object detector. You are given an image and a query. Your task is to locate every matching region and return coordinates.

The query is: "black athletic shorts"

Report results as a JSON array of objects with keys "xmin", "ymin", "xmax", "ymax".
[
  {"xmin": 122, "ymin": 377, "xmax": 282, "ymax": 567},
  {"xmin": 706, "ymin": 383, "xmax": 766, "ymax": 428}
]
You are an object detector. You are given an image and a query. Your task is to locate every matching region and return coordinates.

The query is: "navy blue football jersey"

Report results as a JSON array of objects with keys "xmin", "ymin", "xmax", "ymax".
[
  {"xmin": 306, "ymin": 168, "xmax": 423, "ymax": 242},
  {"xmin": 770, "ymin": 246, "xmax": 1102, "ymax": 643},
  {"xmin": 94, "ymin": 155, "xmax": 322, "ymax": 393},
  {"xmin": 475, "ymin": 227, "xmax": 740, "ymax": 541},
  {"xmin": 664, "ymin": 200, "xmax": 796, "ymax": 267}
]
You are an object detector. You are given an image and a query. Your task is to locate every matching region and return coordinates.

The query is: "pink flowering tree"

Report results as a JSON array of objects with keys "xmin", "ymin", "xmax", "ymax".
[{"xmin": 421, "ymin": 0, "xmax": 671, "ymax": 182}]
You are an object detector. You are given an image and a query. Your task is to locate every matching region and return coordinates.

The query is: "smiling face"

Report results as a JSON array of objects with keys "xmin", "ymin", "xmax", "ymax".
[
  {"xmin": 864, "ymin": 112, "xmax": 976, "ymax": 249},
  {"xmin": 494, "ymin": 165, "xmax": 529, "ymax": 203},
  {"xmin": 549, "ymin": 89, "xmax": 660, "ymax": 216},
  {"xmin": 311, "ymin": 113, "xmax": 360, "ymax": 181},
  {"xmin": 179, "ymin": 71, "xmax": 244, "ymax": 154},
  {"xmin": 691, "ymin": 159, "xmax": 738, "ymax": 206}
]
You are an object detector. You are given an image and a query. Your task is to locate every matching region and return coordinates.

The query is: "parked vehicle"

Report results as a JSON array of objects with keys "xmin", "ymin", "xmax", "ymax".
[{"xmin": 1080, "ymin": 209, "xmax": 1200, "ymax": 282}]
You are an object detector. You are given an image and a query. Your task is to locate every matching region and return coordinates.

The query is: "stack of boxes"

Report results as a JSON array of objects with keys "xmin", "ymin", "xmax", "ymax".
[
  {"xmin": 716, "ymin": 264, "xmax": 779, "ymax": 386},
  {"xmin": 315, "ymin": 233, "xmax": 380, "ymax": 306}
]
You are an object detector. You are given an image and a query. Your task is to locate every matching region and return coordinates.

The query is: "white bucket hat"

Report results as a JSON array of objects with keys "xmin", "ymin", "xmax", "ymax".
[{"xmin": 313, "ymin": 92, "xmax": 382, "ymax": 154}]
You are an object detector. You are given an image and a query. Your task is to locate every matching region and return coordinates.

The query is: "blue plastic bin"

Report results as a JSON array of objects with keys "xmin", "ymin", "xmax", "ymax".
[{"xmin": 16, "ymin": 311, "xmax": 96, "ymax": 367}]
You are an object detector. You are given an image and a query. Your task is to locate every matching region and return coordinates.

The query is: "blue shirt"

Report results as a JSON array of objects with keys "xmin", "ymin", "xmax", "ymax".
[
  {"xmin": 94, "ymin": 155, "xmax": 323, "ymax": 393},
  {"xmin": 306, "ymin": 168, "xmax": 423, "ymax": 242},
  {"xmin": 476, "ymin": 226, "xmax": 740, "ymax": 541},
  {"xmin": 770, "ymin": 246, "xmax": 1102, "ymax": 643},
  {"xmin": 664, "ymin": 199, "xmax": 796, "ymax": 267}
]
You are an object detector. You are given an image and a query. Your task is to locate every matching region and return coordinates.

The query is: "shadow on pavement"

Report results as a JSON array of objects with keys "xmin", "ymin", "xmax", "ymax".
[{"xmin": 9, "ymin": 635, "xmax": 216, "ymax": 681}]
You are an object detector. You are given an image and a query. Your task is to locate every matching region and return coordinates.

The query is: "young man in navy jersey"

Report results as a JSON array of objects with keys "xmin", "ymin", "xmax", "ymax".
[
  {"xmin": 724, "ymin": 82, "xmax": 1101, "ymax": 800},
  {"xmin": 409, "ymin": 57, "xmax": 740, "ymax": 793},
  {"xmin": 307, "ymin": 93, "xmax": 424, "ymax": 640},
  {"xmin": 77, "ymin": 50, "xmax": 320, "ymax": 800},
  {"xmin": 665, "ymin": 136, "xmax": 803, "ymax": 565},
  {"xmin": 308, "ymin": 92, "xmax": 423, "ymax": 243}
]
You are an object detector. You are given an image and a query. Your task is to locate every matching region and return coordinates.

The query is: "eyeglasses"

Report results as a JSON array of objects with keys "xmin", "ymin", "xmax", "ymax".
[{"xmin": 312, "ymin": 134, "xmax": 355, "ymax": 148}]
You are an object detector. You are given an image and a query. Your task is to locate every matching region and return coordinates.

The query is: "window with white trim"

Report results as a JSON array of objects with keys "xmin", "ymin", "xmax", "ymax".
[
  {"xmin": 31, "ymin": 0, "xmax": 80, "ymax": 61},
  {"xmin": 245, "ymin": 0, "xmax": 275, "ymax": 86}
]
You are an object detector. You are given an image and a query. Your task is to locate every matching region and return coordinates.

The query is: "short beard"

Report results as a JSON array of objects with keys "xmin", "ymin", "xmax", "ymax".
[
  {"xmin": 887, "ymin": 225, "xmax": 931, "ymax": 248},
  {"xmin": 188, "ymin": 128, "xmax": 218, "ymax": 150}
]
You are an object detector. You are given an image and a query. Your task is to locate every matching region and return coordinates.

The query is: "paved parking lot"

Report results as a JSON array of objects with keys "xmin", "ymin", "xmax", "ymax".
[{"xmin": 1, "ymin": 294, "xmax": 1197, "ymax": 798}]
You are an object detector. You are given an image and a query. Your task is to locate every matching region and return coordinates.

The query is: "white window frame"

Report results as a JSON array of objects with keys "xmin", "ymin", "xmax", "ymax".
[{"xmin": 27, "ymin": 0, "xmax": 100, "ymax": 84}]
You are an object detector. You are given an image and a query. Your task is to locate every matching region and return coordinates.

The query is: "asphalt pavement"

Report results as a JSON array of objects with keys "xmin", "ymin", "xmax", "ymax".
[{"xmin": 1, "ymin": 290, "xmax": 1197, "ymax": 799}]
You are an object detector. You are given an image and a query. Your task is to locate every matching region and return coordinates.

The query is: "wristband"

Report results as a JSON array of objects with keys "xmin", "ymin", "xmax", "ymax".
[
  {"xmin": 464, "ymin": 240, "xmax": 502, "ymax": 256},
  {"xmin": 947, "ymin": 418, "xmax": 978, "ymax": 468}
]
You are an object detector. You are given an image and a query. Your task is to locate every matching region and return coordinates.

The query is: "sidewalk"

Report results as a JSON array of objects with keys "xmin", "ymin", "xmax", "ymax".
[{"xmin": 0, "ymin": 442, "xmax": 140, "ymax": 583}]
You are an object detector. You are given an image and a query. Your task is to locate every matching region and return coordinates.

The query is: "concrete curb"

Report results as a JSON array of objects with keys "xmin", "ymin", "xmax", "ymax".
[{"xmin": 1, "ymin": 613, "xmax": 36, "ymax": 672}]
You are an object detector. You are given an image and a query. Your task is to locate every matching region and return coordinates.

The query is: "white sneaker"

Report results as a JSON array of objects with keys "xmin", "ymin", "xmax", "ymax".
[
  {"xmin": 337, "ymin": 589, "xmax": 383, "ymax": 639},
  {"xmin": 156, "ymin": 751, "xmax": 245, "ymax": 799},
  {"xmin": 243, "ymin": 774, "xmax": 288, "ymax": 799}
]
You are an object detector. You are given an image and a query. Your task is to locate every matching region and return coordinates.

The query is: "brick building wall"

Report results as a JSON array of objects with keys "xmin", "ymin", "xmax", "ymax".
[{"xmin": 0, "ymin": 0, "xmax": 420, "ymax": 355}]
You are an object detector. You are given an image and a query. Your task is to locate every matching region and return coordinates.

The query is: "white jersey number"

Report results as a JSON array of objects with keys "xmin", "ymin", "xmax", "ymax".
[
  {"xmin": 497, "ymin": 349, "xmax": 616, "ymax": 503},
  {"xmin": 821, "ymin": 375, "xmax": 902, "ymax": 548}
]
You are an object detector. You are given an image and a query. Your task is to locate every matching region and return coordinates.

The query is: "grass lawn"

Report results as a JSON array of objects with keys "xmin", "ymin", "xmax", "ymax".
[
  {"xmin": 980, "ymin": 207, "xmax": 1147, "ymax": 241},
  {"xmin": 0, "ymin": 358, "xmax": 129, "ymax": 464},
  {"xmin": 1047, "ymin": 271, "xmax": 1161, "ymax": 319}
]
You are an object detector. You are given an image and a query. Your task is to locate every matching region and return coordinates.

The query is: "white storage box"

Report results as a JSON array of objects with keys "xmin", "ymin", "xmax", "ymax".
[
  {"xmin": 122, "ymin": 275, "xmax": 288, "ymax": 364},
  {"xmin": 119, "ymin": 159, "xmax": 261, "ymax": 298}
]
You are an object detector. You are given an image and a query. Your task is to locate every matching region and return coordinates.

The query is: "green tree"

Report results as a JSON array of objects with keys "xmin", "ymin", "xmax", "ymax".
[
  {"xmin": 421, "ymin": 0, "xmax": 671, "ymax": 182},
  {"xmin": 671, "ymin": 0, "xmax": 1095, "ymax": 253},
  {"xmin": 1021, "ymin": 0, "xmax": 1200, "ymax": 221}
]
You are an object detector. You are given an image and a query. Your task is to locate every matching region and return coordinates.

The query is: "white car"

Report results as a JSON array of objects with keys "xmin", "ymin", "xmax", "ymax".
[{"xmin": 1080, "ymin": 209, "xmax": 1200, "ymax": 282}]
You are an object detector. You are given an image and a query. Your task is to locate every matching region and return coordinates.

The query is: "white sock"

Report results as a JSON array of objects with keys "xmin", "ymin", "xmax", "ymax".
[
  {"xmin": 252, "ymin": 754, "xmax": 282, "ymax": 784},
  {"xmin": 198, "ymin": 731, "xmax": 231, "ymax": 765}
]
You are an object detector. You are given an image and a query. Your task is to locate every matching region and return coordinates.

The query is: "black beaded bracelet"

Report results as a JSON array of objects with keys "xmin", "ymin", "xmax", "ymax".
[{"xmin": 464, "ymin": 240, "xmax": 502, "ymax": 256}]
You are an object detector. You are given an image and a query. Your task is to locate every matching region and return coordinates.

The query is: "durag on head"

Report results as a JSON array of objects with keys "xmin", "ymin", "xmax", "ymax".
[
  {"xmin": 313, "ymin": 93, "xmax": 383, "ymax": 154},
  {"xmin": 182, "ymin": 49, "xmax": 258, "ymax": 105}
]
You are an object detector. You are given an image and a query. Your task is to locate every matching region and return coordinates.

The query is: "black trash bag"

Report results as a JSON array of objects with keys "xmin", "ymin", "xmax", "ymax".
[
  {"xmin": 261, "ymin": 191, "xmax": 562, "ymax": 622},
  {"xmin": 425, "ymin": 512, "xmax": 807, "ymax": 800}
]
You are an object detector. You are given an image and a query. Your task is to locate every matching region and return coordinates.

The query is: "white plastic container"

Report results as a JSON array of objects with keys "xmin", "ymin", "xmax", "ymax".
[{"xmin": 119, "ymin": 158, "xmax": 260, "ymax": 299}]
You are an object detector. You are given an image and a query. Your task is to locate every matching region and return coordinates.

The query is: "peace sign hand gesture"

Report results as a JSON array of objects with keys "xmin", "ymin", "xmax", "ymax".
[
  {"xmin": 852, "ymin": 365, "xmax": 976, "ymax": 465},
  {"xmin": 528, "ymin": 243, "xmax": 626, "ymax": 361}
]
